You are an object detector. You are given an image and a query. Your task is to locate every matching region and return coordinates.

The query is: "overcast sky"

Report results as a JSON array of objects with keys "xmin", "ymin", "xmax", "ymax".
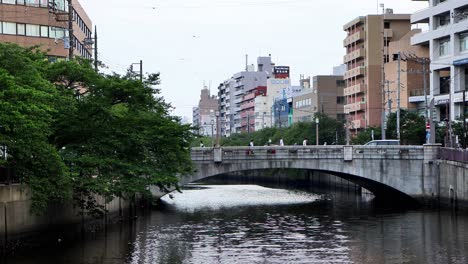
[{"xmin": 79, "ymin": 0, "xmax": 428, "ymax": 121}]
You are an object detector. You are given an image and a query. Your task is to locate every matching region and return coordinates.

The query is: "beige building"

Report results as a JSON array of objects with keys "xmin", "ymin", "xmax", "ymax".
[
  {"xmin": 0, "ymin": 0, "xmax": 93, "ymax": 59},
  {"xmin": 193, "ymin": 86, "xmax": 218, "ymax": 136},
  {"xmin": 384, "ymin": 30, "xmax": 430, "ymax": 114},
  {"xmin": 343, "ymin": 12, "xmax": 412, "ymax": 130},
  {"xmin": 293, "ymin": 75, "xmax": 345, "ymax": 122}
]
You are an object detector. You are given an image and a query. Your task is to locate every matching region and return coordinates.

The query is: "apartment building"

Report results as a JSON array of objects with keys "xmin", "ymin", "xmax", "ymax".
[
  {"xmin": 240, "ymin": 86, "xmax": 266, "ymax": 133},
  {"xmin": 218, "ymin": 56, "xmax": 274, "ymax": 136},
  {"xmin": 193, "ymin": 86, "xmax": 218, "ymax": 136},
  {"xmin": 0, "ymin": 0, "xmax": 93, "ymax": 59},
  {"xmin": 293, "ymin": 75, "xmax": 346, "ymax": 123},
  {"xmin": 411, "ymin": 0, "xmax": 468, "ymax": 121},
  {"xmin": 343, "ymin": 12, "xmax": 412, "ymax": 130}
]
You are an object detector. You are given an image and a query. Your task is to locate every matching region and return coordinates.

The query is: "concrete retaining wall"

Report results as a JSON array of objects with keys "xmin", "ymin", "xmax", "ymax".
[
  {"xmin": 0, "ymin": 184, "xmax": 130, "ymax": 249},
  {"xmin": 438, "ymin": 160, "xmax": 468, "ymax": 209}
]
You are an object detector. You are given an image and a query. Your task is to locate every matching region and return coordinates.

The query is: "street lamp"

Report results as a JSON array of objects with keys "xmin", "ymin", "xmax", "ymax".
[{"xmin": 315, "ymin": 117, "xmax": 320, "ymax": 146}]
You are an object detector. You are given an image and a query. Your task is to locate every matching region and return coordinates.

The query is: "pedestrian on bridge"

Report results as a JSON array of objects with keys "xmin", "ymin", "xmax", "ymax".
[
  {"xmin": 248, "ymin": 139, "xmax": 254, "ymax": 155},
  {"xmin": 280, "ymin": 138, "xmax": 284, "ymax": 146},
  {"xmin": 303, "ymin": 138, "xmax": 308, "ymax": 146}
]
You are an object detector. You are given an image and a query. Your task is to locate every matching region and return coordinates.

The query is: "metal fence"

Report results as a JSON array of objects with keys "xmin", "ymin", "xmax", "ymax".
[
  {"xmin": 0, "ymin": 167, "xmax": 19, "ymax": 185},
  {"xmin": 439, "ymin": 148, "xmax": 468, "ymax": 163}
]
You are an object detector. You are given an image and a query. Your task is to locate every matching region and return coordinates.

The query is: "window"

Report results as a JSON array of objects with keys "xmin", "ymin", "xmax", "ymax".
[
  {"xmin": 384, "ymin": 22, "xmax": 390, "ymax": 29},
  {"xmin": 26, "ymin": 24, "xmax": 40, "ymax": 37},
  {"xmin": 439, "ymin": 39, "xmax": 450, "ymax": 56},
  {"xmin": 461, "ymin": 33, "xmax": 468, "ymax": 52},
  {"xmin": 40, "ymin": 25, "xmax": 48, "ymax": 37},
  {"xmin": 3, "ymin": 22, "xmax": 17, "ymax": 35},
  {"xmin": 25, "ymin": 0, "xmax": 40, "ymax": 6},
  {"xmin": 2, "ymin": 0, "xmax": 16, "ymax": 4},
  {"xmin": 337, "ymin": 96, "xmax": 345, "ymax": 104},
  {"xmin": 336, "ymin": 80, "xmax": 345, "ymax": 87},
  {"xmin": 17, "ymin": 24, "xmax": 25, "ymax": 35},
  {"xmin": 49, "ymin": 27, "xmax": 65, "ymax": 39}
]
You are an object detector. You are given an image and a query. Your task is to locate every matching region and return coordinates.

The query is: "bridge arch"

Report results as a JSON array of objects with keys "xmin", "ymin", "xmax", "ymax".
[
  {"xmin": 185, "ymin": 162, "xmax": 417, "ymax": 204},
  {"xmin": 184, "ymin": 145, "xmax": 441, "ymax": 205}
]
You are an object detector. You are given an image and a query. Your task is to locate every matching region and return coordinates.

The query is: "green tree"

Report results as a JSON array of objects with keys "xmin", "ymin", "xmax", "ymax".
[
  {"xmin": 218, "ymin": 113, "xmax": 345, "ymax": 146},
  {"xmin": 0, "ymin": 43, "xmax": 194, "ymax": 214},
  {"xmin": 386, "ymin": 110, "xmax": 426, "ymax": 145},
  {"xmin": 48, "ymin": 63, "xmax": 193, "ymax": 215},
  {"xmin": 350, "ymin": 127, "xmax": 381, "ymax": 145},
  {"xmin": 0, "ymin": 43, "xmax": 71, "ymax": 212}
]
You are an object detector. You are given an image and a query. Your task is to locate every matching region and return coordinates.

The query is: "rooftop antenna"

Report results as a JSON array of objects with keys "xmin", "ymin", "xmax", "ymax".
[{"xmin": 245, "ymin": 54, "xmax": 248, "ymax": 71}]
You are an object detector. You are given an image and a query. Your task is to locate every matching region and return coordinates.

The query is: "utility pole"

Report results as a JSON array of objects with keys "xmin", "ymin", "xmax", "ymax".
[
  {"xmin": 94, "ymin": 26, "xmax": 98, "ymax": 72},
  {"xmin": 380, "ymin": 4, "xmax": 386, "ymax": 140},
  {"xmin": 396, "ymin": 52, "xmax": 401, "ymax": 140},
  {"xmin": 386, "ymin": 80, "xmax": 392, "ymax": 117},
  {"xmin": 67, "ymin": 0, "xmax": 74, "ymax": 60},
  {"xmin": 130, "ymin": 60, "xmax": 143, "ymax": 81},
  {"xmin": 464, "ymin": 90, "xmax": 467, "ymax": 148},
  {"xmin": 398, "ymin": 54, "xmax": 432, "ymax": 143},
  {"xmin": 216, "ymin": 111, "xmax": 220, "ymax": 147},
  {"xmin": 315, "ymin": 118, "xmax": 320, "ymax": 146},
  {"xmin": 139, "ymin": 60, "xmax": 143, "ymax": 82}
]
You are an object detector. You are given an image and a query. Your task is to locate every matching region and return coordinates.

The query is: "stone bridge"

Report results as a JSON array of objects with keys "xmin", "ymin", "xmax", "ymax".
[{"xmin": 184, "ymin": 145, "xmax": 467, "ymax": 206}]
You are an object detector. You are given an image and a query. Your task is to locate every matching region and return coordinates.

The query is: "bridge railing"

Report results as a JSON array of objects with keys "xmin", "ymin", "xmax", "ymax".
[
  {"xmin": 191, "ymin": 146, "xmax": 424, "ymax": 162},
  {"xmin": 439, "ymin": 148, "xmax": 468, "ymax": 163}
]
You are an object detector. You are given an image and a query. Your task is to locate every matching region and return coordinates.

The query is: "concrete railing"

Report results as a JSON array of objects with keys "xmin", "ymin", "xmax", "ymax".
[{"xmin": 191, "ymin": 146, "xmax": 425, "ymax": 163}]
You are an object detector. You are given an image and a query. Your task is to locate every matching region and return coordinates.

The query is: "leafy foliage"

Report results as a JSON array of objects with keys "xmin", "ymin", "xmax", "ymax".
[{"xmin": 0, "ymin": 43, "xmax": 193, "ymax": 214}]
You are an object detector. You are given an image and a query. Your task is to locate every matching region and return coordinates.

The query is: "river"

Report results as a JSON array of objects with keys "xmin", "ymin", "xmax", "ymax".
[{"xmin": 4, "ymin": 183, "xmax": 468, "ymax": 264}]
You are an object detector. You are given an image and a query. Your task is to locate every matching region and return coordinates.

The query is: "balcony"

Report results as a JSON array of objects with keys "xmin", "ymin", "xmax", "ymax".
[
  {"xmin": 351, "ymin": 119, "xmax": 365, "ymax": 129},
  {"xmin": 344, "ymin": 83, "xmax": 366, "ymax": 96},
  {"xmin": 343, "ymin": 29, "xmax": 365, "ymax": 47},
  {"xmin": 344, "ymin": 66, "xmax": 365, "ymax": 80},
  {"xmin": 384, "ymin": 29, "xmax": 393, "ymax": 38},
  {"xmin": 343, "ymin": 47, "xmax": 365, "ymax": 63},
  {"xmin": 345, "ymin": 102, "xmax": 365, "ymax": 113},
  {"xmin": 241, "ymin": 101, "xmax": 255, "ymax": 110}
]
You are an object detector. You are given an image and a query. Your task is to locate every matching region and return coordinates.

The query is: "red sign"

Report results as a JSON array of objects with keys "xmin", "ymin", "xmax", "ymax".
[{"xmin": 426, "ymin": 123, "xmax": 430, "ymax": 130}]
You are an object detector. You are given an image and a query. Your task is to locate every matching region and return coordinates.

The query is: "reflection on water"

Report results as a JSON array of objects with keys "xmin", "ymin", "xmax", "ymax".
[{"xmin": 4, "ymin": 184, "xmax": 468, "ymax": 264}]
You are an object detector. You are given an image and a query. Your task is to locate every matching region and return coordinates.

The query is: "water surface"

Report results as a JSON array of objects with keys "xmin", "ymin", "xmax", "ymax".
[{"xmin": 4, "ymin": 184, "xmax": 468, "ymax": 264}]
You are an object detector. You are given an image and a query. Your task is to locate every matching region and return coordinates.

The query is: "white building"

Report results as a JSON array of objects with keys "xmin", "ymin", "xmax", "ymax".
[
  {"xmin": 411, "ymin": 0, "xmax": 468, "ymax": 121},
  {"xmin": 254, "ymin": 95, "xmax": 272, "ymax": 131}
]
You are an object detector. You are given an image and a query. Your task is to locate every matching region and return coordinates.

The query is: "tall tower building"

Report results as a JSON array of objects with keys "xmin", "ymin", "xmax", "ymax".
[{"xmin": 343, "ymin": 12, "xmax": 412, "ymax": 131}]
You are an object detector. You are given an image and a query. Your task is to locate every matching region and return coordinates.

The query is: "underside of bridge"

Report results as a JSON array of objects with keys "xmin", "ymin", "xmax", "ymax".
[{"xmin": 185, "ymin": 168, "xmax": 420, "ymax": 207}]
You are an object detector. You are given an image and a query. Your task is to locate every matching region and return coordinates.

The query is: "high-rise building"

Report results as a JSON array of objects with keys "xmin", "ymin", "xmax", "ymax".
[
  {"xmin": 411, "ymin": 0, "xmax": 468, "ymax": 122},
  {"xmin": 343, "ymin": 12, "xmax": 412, "ymax": 131},
  {"xmin": 0, "ymin": 0, "xmax": 93, "ymax": 59},
  {"xmin": 218, "ymin": 56, "xmax": 274, "ymax": 136}
]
